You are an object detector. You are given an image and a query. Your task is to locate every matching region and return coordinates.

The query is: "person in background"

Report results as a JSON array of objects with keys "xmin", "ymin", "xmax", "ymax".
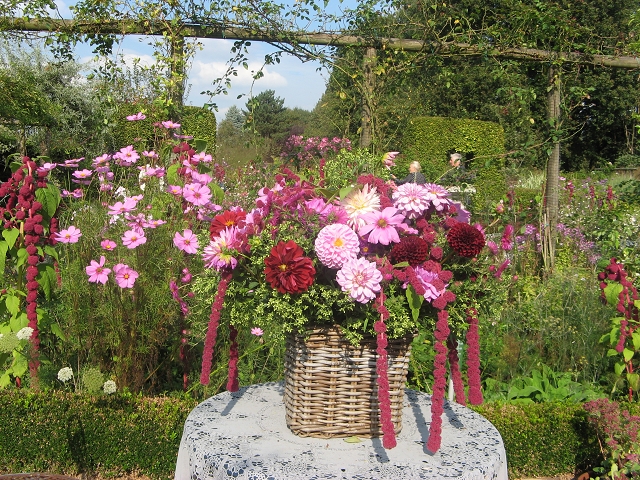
[{"xmin": 392, "ymin": 160, "xmax": 427, "ymax": 185}]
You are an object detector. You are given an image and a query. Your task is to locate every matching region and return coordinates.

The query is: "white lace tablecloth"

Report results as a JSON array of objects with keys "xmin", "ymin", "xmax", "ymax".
[{"xmin": 174, "ymin": 382, "xmax": 508, "ymax": 480}]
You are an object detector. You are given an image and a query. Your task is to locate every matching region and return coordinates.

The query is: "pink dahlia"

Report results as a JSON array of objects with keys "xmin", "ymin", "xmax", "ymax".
[
  {"xmin": 392, "ymin": 183, "xmax": 431, "ymax": 219},
  {"xmin": 358, "ymin": 207, "xmax": 405, "ymax": 245},
  {"xmin": 202, "ymin": 228, "xmax": 241, "ymax": 271},
  {"xmin": 423, "ymin": 183, "xmax": 451, "ymax": 212},
  {"xmin": 410, "ymin": 266, "xmax": 447, "ymax": 302},
  {"xmin": 315, "ymin": 223, "xmax": 360, "ymax": 269},
  {"xmin": 336, "ymin": 257, "xmax": 383, "ymax": 304},
  {"xmin": 341, "ymin": 184, "xmax": 381, "ymax": 230}
]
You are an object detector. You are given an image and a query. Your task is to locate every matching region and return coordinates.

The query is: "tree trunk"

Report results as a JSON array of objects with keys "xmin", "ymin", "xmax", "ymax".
[
  {"xmin": 359, "ymin": 47, "xmax": 376, "ymax": 149},
  {"xmin": 543, "ymin": 64, "xmax": 561, "ymax": 271}
]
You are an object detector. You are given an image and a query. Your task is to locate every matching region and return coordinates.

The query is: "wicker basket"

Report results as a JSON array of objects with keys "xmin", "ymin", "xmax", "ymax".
[{"xmin": 283, "ymin": 325, "xmax": 413, "ymax": 438}]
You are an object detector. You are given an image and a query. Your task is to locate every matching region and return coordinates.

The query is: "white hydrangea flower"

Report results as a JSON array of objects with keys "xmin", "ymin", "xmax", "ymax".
[
  {"xmin": 16, "ymin": 327, "xmax": 34, "ymax": 341},
  {"xmin": 103, "ymin": 380, "xmax": 117, "ymax": 394},
  {"xmin": 57, "ymin": 367, "xmax": 73, "ymax": 383}
]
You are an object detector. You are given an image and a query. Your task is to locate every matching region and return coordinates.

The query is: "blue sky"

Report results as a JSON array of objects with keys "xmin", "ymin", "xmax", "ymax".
[{"xmin": 51, "ymin": 0, "xmax": 344, "ymax": 119}]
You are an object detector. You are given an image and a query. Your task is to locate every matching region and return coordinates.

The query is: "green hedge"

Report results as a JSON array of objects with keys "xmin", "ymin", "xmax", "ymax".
[
  {"xmin": 1, "ymin": 392, "xmax": 637, "ymax": 479},
  {"xmin": 0, "ymin": 391, "xmax": 197, "ymax": 479},
  {"xmin": 400, "ymin": 116, "xmax": 506, "ymax": 210},
  {"xmin": 110, "ymin": 102, "xmax": 216, "ymax": 154}
]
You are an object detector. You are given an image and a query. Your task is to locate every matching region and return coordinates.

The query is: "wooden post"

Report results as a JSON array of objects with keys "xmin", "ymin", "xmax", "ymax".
[
  {"xmin": 543, "ymin": 64, "xmax": 561, "ymax": 271},
  {"xmin": 169, "ymin": 34, "xmax": 185, "ymax": 117},
  {"xmin": 360, "ymin": 46, "xmax": 376, "ymax": 149}
]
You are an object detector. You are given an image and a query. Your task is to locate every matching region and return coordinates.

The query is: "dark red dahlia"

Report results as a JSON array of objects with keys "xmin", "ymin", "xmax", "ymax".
[
  {"xmin": 210, "ymin": 209, "xmax": 247, "ymax": 238},
  {"xmin": 264, "ymin": 240, "xmax": 315, "ymax": 294},
  {"xmin": 446, "ymin": 223, "xmax": 485, "ymax": 258},
  {"xmin": 390, "ymin": 236, "xmax": 429, "ymax": 267}
]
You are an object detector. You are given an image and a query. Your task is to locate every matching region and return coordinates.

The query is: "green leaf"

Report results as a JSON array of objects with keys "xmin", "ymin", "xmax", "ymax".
[
  {"xmin": 5, "ymin": 295, "xmax": 20, "ymax": 316},
  {"xmin": 0, "ymin": 241, "xmax": 7, "ymax": 283},
  {"xmin": 405, "ymin": 285, "xmax": 424, "ymax": 322},
  {"xmin": 209, "ymin": 182, "xmax": 224, "ymax": 204},
  {"xmin": 49, "ymin": 323, "xmax": 66, "ymax": 341},
  {"xmin": 603, "ymin": 283, "xmax": 624, "ymax": 306},
  {"xmin": 194, "ymin": 139, "xmax": 207, "ymax": 153},
  {"xmin": 16, "ymin": 248, "xmax": 28, "ymax": 268},
  {"xmin": 37, "ymin": 264, "xmax": 56, "ymax": 301},
  {"xmin": 166, "ymin": 163, "xmax": 180, "ymax": 185},
  {"xmin": 339, "ymin": 186, "xmax": 354, "ymax": 200},
  {"xmin": 628, "ymin": 373, "xmax": 640, "ymax": 391},
  {"xmin": 623, "ymin": 348, "xmax": 634, "ymax": 362},
  {"xmin": 607, "ymin": 348, "xmax": 619, "ymax": 357},
  {"xmin": 43, "ymin": 245, "xmax": 59, "ymax": 262},
  {"xmin": 10, "ymin": 313, "xmax": 27, "ymax": 332},
  {"xmin": 633, "ymin": 331, "xmax": 640, "ymax": 351},
  {"xmin": 0, "ymin": 372, "xmax": 11, "ymax": 389},
  {"xmin": 11, "ymin": 353, "xmax": 28, "ymax": 377},
  {"xmin": 614, "ymin": 362, "xmax": 626, "ymax": 376},
  {"xmin": 2, "ymin": 228, "xmax": 20, "ymax": 250},
  {"xmin": 343, "ymin": 436, "xmax": 361, "ymax": 443},
  {"xmin": 35, "ymin": 183, "xmax": 61, "ymax": 219}
]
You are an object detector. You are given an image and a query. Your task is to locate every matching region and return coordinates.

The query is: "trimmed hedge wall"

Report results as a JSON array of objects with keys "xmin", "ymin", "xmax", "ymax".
[
  {"xmin": 400, "ymin": 116, "xmax": 506, "ymax": 211},
  {"xmin": 110, "ymin": 103, "xmax": 216, "ymax": 154},
  {"xmin": 0, "ymin": 391, "xmax": 197, "ymax": 479},
  {"xmin": 1, "ymin": 392, "xmax": 638, "ymax": 479}
]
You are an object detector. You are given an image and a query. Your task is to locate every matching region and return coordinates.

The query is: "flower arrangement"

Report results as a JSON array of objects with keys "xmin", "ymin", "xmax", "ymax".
[{"xmin": 185, "ymin": 163, "xmax": 511, "ymax": 452}]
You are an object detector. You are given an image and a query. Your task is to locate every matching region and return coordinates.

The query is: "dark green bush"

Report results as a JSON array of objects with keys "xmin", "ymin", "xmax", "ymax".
[{"xmin": 0, "ymin": 391, "xmax": 198, "ymax": 479}]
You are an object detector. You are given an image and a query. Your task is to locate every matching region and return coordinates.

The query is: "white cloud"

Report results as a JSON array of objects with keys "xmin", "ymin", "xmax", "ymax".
[{"xmin": 193, "ymin": 60, "xmax": 287, "ymax": 88}]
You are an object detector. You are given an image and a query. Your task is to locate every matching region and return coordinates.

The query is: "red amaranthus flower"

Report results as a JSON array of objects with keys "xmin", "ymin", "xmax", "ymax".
[
  {"xmin": 446, "ymin": 222, "xmax": 485, "ymax": 258},
  {"xmin": 264, "ymin": 240, "xmax": 315, "ymax": 294},
  {"xmin": 210, "ymin": 209, "xmax": 247, "ymax": 238},
  {"xmin": 390, "ymin": 235, "xmax": 429, "ymax": 266}
]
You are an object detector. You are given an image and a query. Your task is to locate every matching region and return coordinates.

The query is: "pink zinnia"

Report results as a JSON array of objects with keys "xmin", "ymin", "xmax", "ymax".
[
  {"xmin": 315, "ymin": 223, "xmax": 360, "ymax": 269},
  {"xmin": 55, "ymin": 226, "xmax": 82, "ymax": 244},
  {"xmin": 358, "ymin": 207, "xmax": 405, "ymax": 245},
  {"xmin": 113, "ymin": 264, "xmax": 138, "ymax": 288},
  {"xmin": 101, "ymin": 239, "xmax": 117, "ymax": 251},
  {"xmin": 336, "ymin": 257, "xmax": 383, "ymax": 304},
  {"xmin": 85, "ymin": 256, "xmax": 111, "ymax": 284},
  {"xmin": 174, "ymin": 229, "xmax": 199, "ymax": 254},
  {"xmin": 122, "ymin": 230, "xmax": 147, "ymax": 249},
  {"xmin": 392, "ymin": 183, "xmax": 431, "ymax": 218},
  {"xmin": 183, "ymin": 183, "xmax": 212, "ymax": 206}
]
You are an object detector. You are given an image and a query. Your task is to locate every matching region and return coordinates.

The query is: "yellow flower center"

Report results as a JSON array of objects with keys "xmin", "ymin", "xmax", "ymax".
[
  {"xmin": 377, "ymin": 218, "xmax": 388, "ymax": 227},
  {"xmin": 333, "ymin": 238, "xmax": 344, "ymax": 247},
  {"xmin": 279, "ymin": 264, "xmax": 287, "ymax": 271}
]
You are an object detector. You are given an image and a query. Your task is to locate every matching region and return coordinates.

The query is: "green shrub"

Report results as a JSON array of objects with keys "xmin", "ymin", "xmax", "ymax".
[
  {"xmin": 0, "ymin": 391, "xmax": 198, "ymax": 479},
  {"xmin": 400, "ymin": 116, "xmax": 506, "ymax": 210}
]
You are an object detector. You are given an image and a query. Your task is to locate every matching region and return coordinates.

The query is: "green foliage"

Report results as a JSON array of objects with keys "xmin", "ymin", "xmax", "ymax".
[
  {"xmin": 400, "ymin": 116, "xmax": 506, "ymax": 210},
  {"xmin": 322, "ymin": 148, "xmax": 380, "ymax": 189},
  {"xmin": 0, "ymin": 390, "xmax": 198, "ymax": 478},
  {"xmin": 614, "ymin": 154, "xmax": 640, "ymax": 168},
  {"xmin": 81, "ymin": 366, "xmax": 104, "ymax": 394}
]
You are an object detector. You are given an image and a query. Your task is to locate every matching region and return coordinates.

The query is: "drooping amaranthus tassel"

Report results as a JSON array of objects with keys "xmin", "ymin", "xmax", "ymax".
[
  {"xmin": 226, "ymin": 325, "xmax": 239, "ymax": 392},
  {"xmin": 427, "ymin": 308, "xmax": 450, "ymax": 453},
  {"xmin": 374, "ymin": 290, "xmax": 396, "ymax": 449},
  {"xmin": 466, "ymin": 308, "xmax": 483, "ymax": 405},
  {"xmin": 200, "ymin": 271, "xmax": 233, "ymax": 385},
  {"xmin": 447, "ymin": 337, "xmax": 466, "ymax": 406}
]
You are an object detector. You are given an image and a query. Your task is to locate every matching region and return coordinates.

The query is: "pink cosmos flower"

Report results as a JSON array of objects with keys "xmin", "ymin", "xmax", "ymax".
[
  {"xmin": 183, "ymin": 183, "xmax": 212, "ymax": 206},
  {"xmin": 174, "ymin": 229, "xmax": 199, "ymax": 254},
  {"xmin": 315, "ymin": 223, "xmax": 360, "ymax": 269},
  {"xmin": 392, "ymin": 183, "xmax": 431, "ymax": 218},
  {"xmin": 113, "ymin": 145, "xmax": 140, "ymax": 166},
  {"xmin": 85, "ymin": 256, "xmax": 111, "ymax": 284},
  {"xmin": 101, "ymin": 239, "xmax": 117, "ymax": 251},
  {"xmin": 251, "ymin": 327, "xmax": 264, "ymax": 336},
  {"xmin": 192, "ymin": 152, "xmax": 213, "ymax": 164},
  {"xmin": 55, "ymin": 226, "xmax": 82, "ymax": 243},
  {"xmin": 73, "ymin": 169, "xmax": 92, "ymax": 179},
  {"xmin": 126, "ymin": 112, "xmax": 146, "ymax": 121},
  {"xmin": 161, "ymin": 120, "xmax": 181, "ymax": 129},
  {"xmin": 108, "ymin": 198, "xmax": 138, "ymax": 215},
  {"xmin": 190, "ymin": 171, "xmax": 214, "ymax": 185},
  {"xmin": 202, "ymin": 228, "xmax": 241, "ymax": 271},
  {"xmin": 92, "ymin": 154, "xmax": 111, "ymax": 167},
  {"xmin": 358, "ymin": 207, "xmax": 405, "ymax": 245},
  {"xmin": 167, "ymin": 185, "xmax": 183, "ymax": 196},
  {"xmin": 37, "ymin": 162, "xmax": 57, "ymax": 175},
  {"xmin": 122, "ymin": 230, "xmax": 147, "ymax": 249},
  {"xmin": 141, "ymin": 150, "xmax": 158, "ymax": 160},
  {"xmin": 336, "ymin": 257, "xmax": 383, "ymax": 303},
  {"xmin": 113, "ymin": 264, "xmax": 139, "ymax": 288}
]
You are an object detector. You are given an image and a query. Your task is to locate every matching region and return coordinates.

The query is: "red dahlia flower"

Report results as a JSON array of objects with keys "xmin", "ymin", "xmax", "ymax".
[
  {"xmin": 210, "ymin": 209, "xmax": 247, "ymax": 238},
  {"xmin": 264, "ymin": 240, "xmax": 315, "ymax": 294},
  {"xmin": 446, "ymin": 223, "xmax": 485, "ymax": 258},
  {"xmin": 390, "ymin": 236, "xmax": 429, "ymax": 266}
]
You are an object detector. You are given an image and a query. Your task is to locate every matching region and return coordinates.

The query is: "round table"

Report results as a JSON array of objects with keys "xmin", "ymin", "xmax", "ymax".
[{"xmin": 174, "ymin": 382, "xmax": 508, "ymax": 480}]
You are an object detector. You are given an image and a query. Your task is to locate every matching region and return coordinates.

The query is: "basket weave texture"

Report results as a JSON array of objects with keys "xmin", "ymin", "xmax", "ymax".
[{"xmin": 283, "ymin": 325, "xmax": 413, "ymax": 438}]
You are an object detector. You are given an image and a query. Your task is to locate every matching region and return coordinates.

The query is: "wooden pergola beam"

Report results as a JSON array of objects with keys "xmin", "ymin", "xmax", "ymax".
[{"xmin": 3, "ymin": 18, "xmax": 640, "ymax": 69}]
